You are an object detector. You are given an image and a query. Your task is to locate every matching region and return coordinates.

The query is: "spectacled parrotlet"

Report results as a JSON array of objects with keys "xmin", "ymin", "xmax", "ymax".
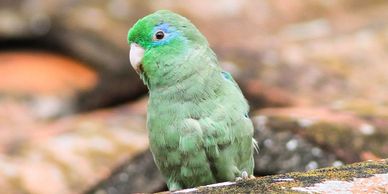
[{"xmin": 127, "ymin": 10, "xmax": 257, "ymax": 190}]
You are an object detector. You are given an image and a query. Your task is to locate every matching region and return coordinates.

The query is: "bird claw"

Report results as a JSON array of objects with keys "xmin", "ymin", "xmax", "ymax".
[
  {"xmin": 241, "ymin": 171, "xmax": 248, "ymax": 179},
  {"xmin": 236, "ymin": 171, "xmax": 255, "ymax": 182}
]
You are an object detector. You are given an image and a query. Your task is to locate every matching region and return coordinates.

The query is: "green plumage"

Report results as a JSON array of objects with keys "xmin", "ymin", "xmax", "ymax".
[{"xmin": 128, "ymin": 10, "xmax": 256, "ymax": 190}]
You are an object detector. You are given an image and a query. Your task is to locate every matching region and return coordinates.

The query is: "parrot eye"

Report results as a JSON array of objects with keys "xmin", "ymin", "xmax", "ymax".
[{"xmin": 153, "ymin": 30, "xmax": 165, "ymax": 40}]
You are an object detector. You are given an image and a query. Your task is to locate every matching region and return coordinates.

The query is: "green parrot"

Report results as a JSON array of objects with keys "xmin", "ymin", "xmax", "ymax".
[{"xmin": 127, "ymin": 10, "xmax": 256, "ymax": 190}]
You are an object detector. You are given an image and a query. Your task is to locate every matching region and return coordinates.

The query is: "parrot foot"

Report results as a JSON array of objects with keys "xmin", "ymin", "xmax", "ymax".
[
  {"xmin": 235, "ymin": 171, "xmax": 255, "ymax": 182},
  {"xmin": 241, "ymin": 171, "xmax": 248, "ymax": 179}
]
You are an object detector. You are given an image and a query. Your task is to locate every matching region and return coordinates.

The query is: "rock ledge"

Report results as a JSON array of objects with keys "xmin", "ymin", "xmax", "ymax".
[{"xmin": 160, "ymin": 159, "xmax": 388, "ymax": 193}]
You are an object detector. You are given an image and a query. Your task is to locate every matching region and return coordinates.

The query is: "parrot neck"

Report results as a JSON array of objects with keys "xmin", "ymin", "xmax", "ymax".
[{"xmin": 144, "ymin": 44, "xmax": 213, "ymax": 90}]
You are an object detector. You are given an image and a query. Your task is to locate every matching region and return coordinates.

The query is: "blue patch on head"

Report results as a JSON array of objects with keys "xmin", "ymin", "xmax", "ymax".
[{"xmin": 151, "ymin": 23, "xmax": 180, "ymax": 46}]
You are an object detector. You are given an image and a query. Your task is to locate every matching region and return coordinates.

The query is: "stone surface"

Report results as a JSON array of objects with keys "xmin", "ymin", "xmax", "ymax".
[
  {"xmin": 0, "ymin": 51, "xmax": 97, "ymax": 96},
  {"xmin": 161, "ymin": 159, "xmax": 388, "ymax": 193},
  {"xmin": 0, "ymin": 99, "xmax": 149, "ymax": 194},
  {"xmin": 86, "ymin": 150, "xmax": 165, "ymax": 194},
  {"xmin": 255, "ymin": 107, "xmax": 388, "ymax": 164},
  {"xmin": 253, "ymin": 113, "xmax": 340, "ymax": 175}
]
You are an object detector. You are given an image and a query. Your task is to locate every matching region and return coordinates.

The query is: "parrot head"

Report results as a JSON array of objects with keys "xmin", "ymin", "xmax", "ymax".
[{"xmin": 127, "ymin": 10, "xmax": 209, "ymax": 87}]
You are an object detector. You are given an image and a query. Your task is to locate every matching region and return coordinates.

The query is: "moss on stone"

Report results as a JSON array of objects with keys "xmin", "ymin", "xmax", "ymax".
[{"xmin": 178, "ymin": 159, "xmax": 388, "ymax": 193}]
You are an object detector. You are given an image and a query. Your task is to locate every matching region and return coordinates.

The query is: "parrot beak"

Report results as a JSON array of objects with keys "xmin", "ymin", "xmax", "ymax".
[{"xmin": 129, "ymin": 43, "xmax": 145, "ymax": 73}]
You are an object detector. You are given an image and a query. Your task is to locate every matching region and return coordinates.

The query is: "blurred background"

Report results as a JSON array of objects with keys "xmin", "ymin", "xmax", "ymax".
[{"xmin": 0, "ymin": 0, "xmax": 387, "ymax": 193}]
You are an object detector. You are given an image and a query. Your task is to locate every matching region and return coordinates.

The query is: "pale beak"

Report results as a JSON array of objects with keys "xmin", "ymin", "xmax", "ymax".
[{"xmin": 129, "ymin": 43, "xmax": 145, "ymax": 73}]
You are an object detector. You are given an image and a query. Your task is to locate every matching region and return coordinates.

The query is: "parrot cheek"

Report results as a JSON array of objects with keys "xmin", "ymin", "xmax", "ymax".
[{"xmin": 129, "ymin": 43, "xmax": 145, "ymax": 73}]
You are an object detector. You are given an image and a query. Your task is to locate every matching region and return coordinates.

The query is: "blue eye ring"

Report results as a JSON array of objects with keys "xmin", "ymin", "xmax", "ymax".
[
  {"xmin": 151, "ymin": 23, "xmax": 180, "ymax": 46},
  {"xmin": 153, "ymin": 30, "xmax": 165, "ymax": 41}
]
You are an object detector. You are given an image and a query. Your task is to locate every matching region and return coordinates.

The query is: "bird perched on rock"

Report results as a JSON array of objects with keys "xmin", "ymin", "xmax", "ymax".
[{"xmin": 127, "ymin": 10, "xmax": 256, "ymax": 190}]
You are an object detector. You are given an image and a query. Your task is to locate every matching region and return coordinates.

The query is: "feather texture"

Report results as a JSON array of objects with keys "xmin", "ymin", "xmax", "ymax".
[{"xmin": 128, "ymin": 10, "xmax": 255, "ymax": 190}]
